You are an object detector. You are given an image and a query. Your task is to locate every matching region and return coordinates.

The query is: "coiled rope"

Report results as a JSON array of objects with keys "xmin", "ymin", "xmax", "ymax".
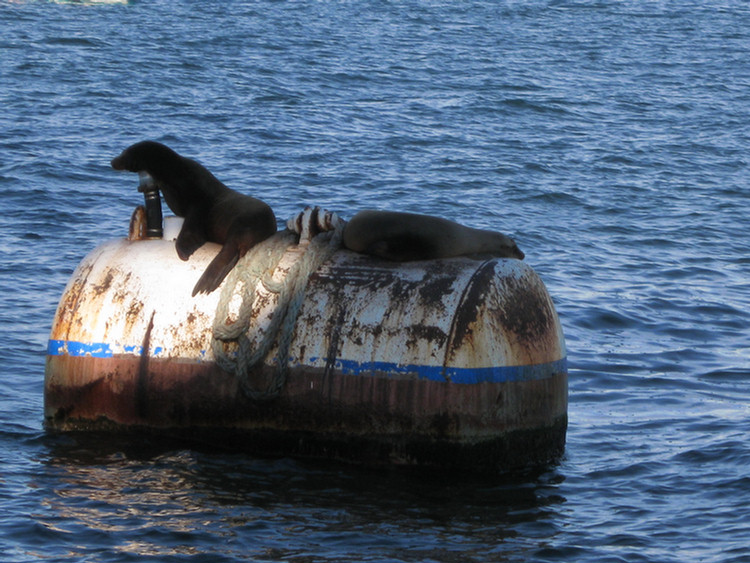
[{"xmin": 211, "ymin": 207, "xmax": 345, "ymax": 401}]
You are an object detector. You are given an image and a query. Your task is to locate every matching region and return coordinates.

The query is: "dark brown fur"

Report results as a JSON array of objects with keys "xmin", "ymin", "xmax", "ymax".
[
  {"xmin": 112, "ymin": 141, "xmax": 277, "ymax": 295},
  {"xmin": 343, "ymin": 210, "xmax": 524, "ymax": 261}
]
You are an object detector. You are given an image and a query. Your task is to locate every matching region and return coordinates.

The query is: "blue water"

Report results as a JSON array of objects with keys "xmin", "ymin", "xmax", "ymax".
[{"xmin": 2, "ymin": 0, "xmax": 749, "ymax": 561}]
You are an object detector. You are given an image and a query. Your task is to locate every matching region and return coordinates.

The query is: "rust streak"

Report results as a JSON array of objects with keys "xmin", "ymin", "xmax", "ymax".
[
  {"xmin": 323, "ymin": 306, "xmax": 347, "ymax": 401},
  {"xmin": 495, "ymin": 272, "xmax": 553, "ymax": 348},
  {"xmin": 442, "ymin": 259, "xmax": 497, "ymax": 378},
  {"xmin": 136, "ymin": 311, "xmax": 155, "ymax": 419}
]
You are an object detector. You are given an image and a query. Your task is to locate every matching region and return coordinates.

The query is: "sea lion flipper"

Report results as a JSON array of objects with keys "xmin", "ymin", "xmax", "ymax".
[
  {"xmin": 175, "ymin": 210, "xmax": 207, "ymax": 261},
  {"xmin": 176, "ymin": 231, "xmax": 205, "ymax": 261},
  {"xmin": 191, "ymin": 243, "xmax": 239, "ymax": 296}
]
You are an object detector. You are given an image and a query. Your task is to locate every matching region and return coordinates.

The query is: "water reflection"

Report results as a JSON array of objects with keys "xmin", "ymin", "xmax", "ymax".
[{"xmin": 37, "ymin": 432, "xmax": 567, "ymax": 561}]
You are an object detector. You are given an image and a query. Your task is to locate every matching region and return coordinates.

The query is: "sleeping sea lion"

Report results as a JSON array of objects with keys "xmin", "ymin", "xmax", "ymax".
[
  {"xmin": 111, "ymin": 140, "xmax": 277, "ymax": 296},
  {"xmin": 342, "ymin": 210, "xmax": 524, "ymax": 261}
]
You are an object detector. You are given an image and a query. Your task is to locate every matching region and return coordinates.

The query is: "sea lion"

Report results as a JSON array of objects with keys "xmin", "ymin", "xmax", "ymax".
[
  {"xmin": 111, "ymin": 140, "xmax": 277, "ymax": 296},
  {"xmin": 342, "ymin": 210, "xmax": 525, "ymax": 261}
]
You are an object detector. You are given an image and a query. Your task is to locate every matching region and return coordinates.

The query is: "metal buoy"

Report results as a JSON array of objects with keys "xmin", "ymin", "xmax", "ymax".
[{"xmin": 45, "ymin": 212, "xmax": 567, "ymax": 473}]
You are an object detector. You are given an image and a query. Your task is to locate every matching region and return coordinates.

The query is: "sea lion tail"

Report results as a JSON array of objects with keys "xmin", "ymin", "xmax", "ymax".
[{"xmin": 192, "ymin": 245, "xmax": 239, "ymax": 296}]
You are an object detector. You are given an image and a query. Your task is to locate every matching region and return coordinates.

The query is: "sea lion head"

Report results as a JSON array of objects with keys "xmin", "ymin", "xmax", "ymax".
[
  {"xmin": 510, "ymin": 242, "xmax": 525, "ymax": 260},
  {"xmin": 111, "ymin": 140, "xmax": 177, "ymax": 173},
  {"xmin": 496, "ymin": 233, "xmax": 525, "ymax": 260}
]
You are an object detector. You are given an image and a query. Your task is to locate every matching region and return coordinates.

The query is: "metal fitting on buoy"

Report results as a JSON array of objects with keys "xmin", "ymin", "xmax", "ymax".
[
  {"xmin": 137, "ymin": 171, "xmax": 163, "ymax": 239},
  {"xmin": 286, "ymin": 206, "xmax": 344, "ymax": 243}
]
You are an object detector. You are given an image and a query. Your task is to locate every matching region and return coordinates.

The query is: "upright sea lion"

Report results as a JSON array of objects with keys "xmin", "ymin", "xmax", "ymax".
[
  {"xmin": 111, "ymin": 140, "xmax": 277, "ymax": 296},
  {"xmin": 342, "ymin": 210, "xmax": 525, "ymax": 261}
]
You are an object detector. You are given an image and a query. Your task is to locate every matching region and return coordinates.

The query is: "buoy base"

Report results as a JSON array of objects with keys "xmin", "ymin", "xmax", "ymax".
[
  {"xmin": 45, "ymin": 354, "xmax": 567, "ymax": 474},
  {"xmin": 44, "ymin": 418, "xmax": 567, "ymax": 475}
]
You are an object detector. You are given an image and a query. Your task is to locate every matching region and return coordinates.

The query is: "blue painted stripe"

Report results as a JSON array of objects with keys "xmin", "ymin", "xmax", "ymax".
[
  {"xmin": 47, "ymin": 340, "xmax": 164, "ymax": 358},
  {"xmin": 47, "ymin": 339, "xmax": 566, "ymax": 384},
  {"xmin": 47, "ymin": 339, "xmax": 114, "ymax": 358},
  {"xmin": 314, "ymin": 357, "xmax": 567, "ymax": 384}
]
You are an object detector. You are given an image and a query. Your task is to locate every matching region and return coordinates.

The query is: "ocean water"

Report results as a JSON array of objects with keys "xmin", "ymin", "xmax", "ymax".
[{"xmin": 1, "ymin": 0, "xmax": 749, "ymax": 561}]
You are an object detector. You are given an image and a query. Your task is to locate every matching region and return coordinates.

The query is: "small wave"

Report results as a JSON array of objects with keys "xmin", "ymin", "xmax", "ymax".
[
  {"xmin": 49, "ymin": 0, "xmax": 129, "ymax": 4},
  {"xmin": 699, "ymin": 368, "xmax": 750, "ymax": 382},
  {"xmin": 575, "ymin": 306, "xmax": 643, "ymax": 330},
  {"xmin": 500, "ymin": 97, "xmax": 574, "ymax": 115},
  {"xmin": 522, "ymin": 190, "xmax": 585, "ymax": 205},
  {"xmin": 253, "ymin": 91, "xmax": 304, "ymax": 106},
  {"xmin": 673, "ymin": 440, "xmax": 750, "ymax": 466},
  {"xmin": 43, "ymin": 36, "xmax": 101, "ymax": 47}
]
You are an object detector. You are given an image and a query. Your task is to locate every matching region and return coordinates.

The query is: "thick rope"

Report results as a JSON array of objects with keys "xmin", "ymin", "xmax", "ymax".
[{"xmin": 211, "ymin": 208, "xmax": 345, "ymax": 401}]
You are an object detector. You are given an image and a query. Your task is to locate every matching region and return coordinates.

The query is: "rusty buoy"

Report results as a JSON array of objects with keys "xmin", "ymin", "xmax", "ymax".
[{"xmin": 45, "ymin": 213, "xmax": 567, "ymax": 474}]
